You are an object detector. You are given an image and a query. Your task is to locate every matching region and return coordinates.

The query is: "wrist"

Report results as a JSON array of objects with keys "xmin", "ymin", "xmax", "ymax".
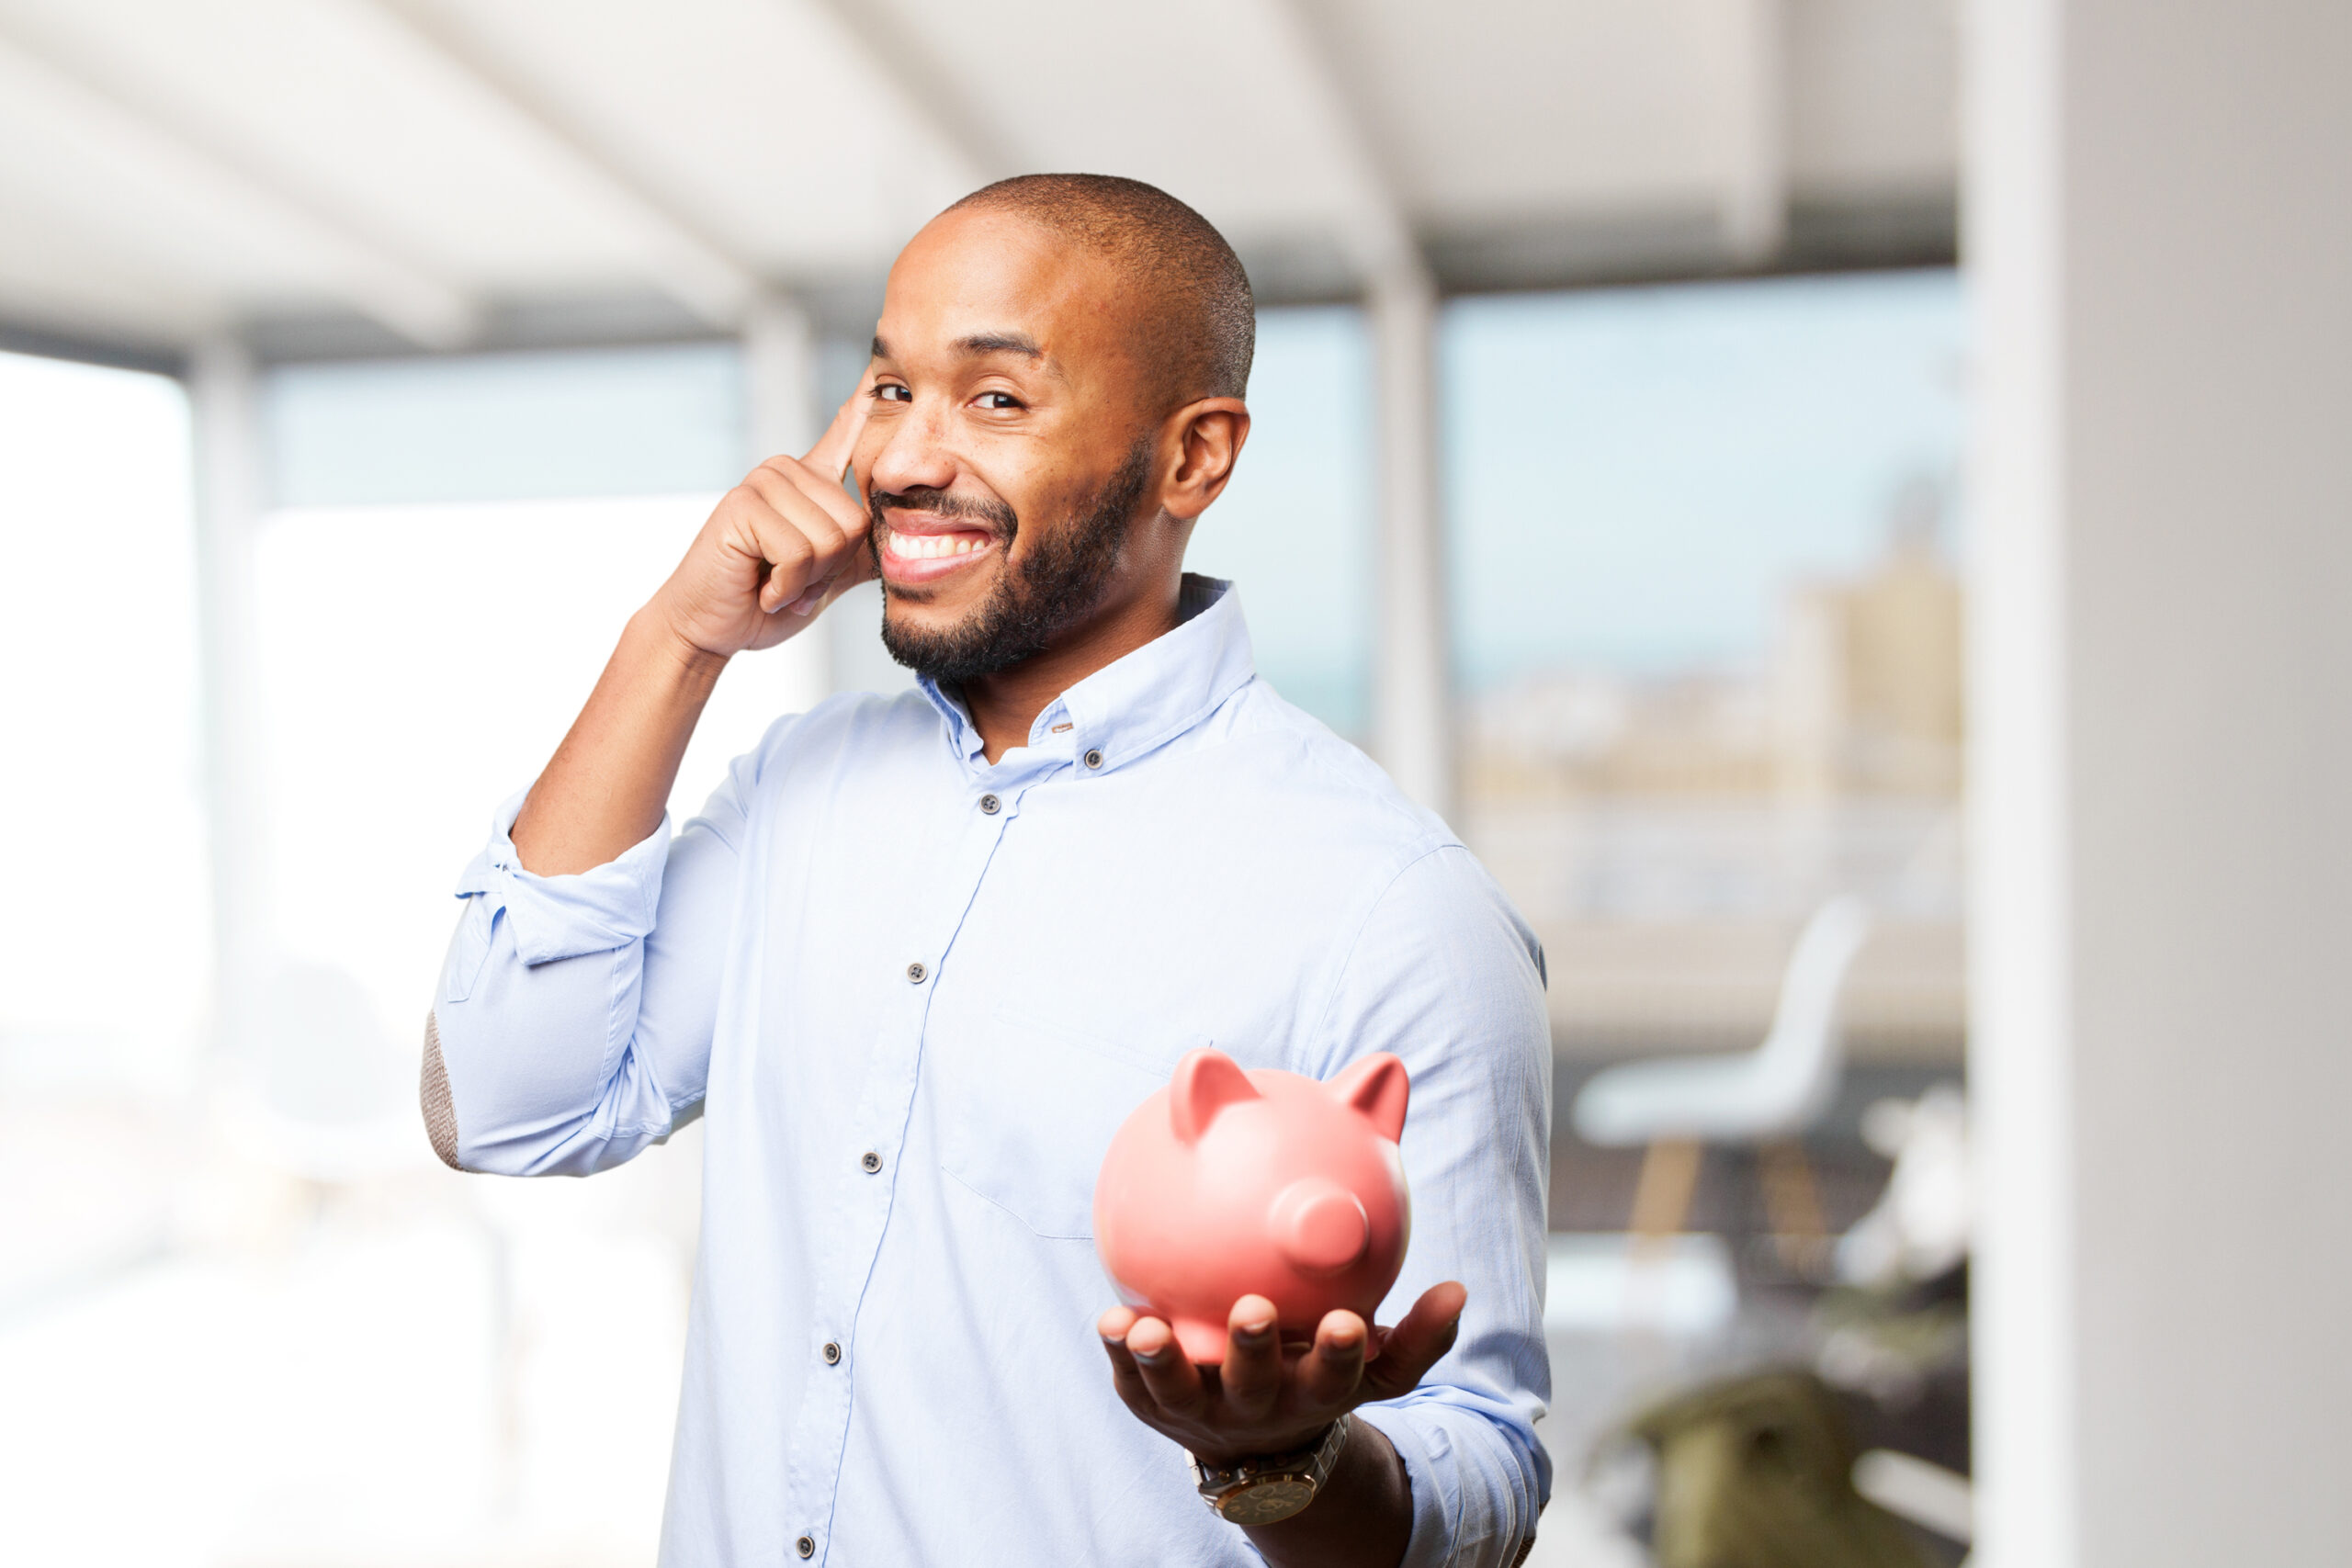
[
  {"xmin": 1192, "ymin": 1419, "xmax": 1339, "ymax": 1471},
  {"xmin": 633, "ymin": 603, "xmax": 731, "ymax": 686},
  {"xmin": 1191, "ymin": 1413, "xmax": 1352, "ymax": 1528}
]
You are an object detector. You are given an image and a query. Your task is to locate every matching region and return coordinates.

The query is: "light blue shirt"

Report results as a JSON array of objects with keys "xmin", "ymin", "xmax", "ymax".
[{"xmin": 430, "ymin": 577, "xmax": 1553, "ymax": 1565}]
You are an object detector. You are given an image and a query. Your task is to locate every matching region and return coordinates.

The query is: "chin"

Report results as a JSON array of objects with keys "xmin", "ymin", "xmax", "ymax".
[{"xmin": 879, "ymin": 593, "xmax": 975, "ymax": 651}]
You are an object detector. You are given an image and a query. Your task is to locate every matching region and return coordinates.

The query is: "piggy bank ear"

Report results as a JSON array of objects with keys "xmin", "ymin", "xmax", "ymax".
[
  {"xmin": 1170, "ymin": 1048, "xmax": 1261, "ymax": 1145},
  {"xmin": 1328, "ymin": 1053, "xmax": 1409, "ymax": 1143}
]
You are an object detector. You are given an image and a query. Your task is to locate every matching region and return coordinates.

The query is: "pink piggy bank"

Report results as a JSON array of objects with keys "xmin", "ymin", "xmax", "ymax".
[{"xmin": 1093, "ymin": 1047, "xmax": 1412, "ymax": 1365}]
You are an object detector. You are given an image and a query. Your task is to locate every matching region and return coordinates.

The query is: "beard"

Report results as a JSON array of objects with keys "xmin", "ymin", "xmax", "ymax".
[{"xmin": 872, "ymin": 439, "xmax": 1155, "ymax": 685}]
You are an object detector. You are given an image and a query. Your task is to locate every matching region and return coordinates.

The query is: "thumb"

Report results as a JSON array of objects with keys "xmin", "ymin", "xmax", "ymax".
[{"xmin": 1363, "ymin": 1280, "xmax": 1466, "ymax": 1397}]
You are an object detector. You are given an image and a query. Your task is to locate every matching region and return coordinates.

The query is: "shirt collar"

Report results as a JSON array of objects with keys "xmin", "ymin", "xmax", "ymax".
[{"xmin": 918, "ymin": 574, "xmax": 1255, "ymax": 775}]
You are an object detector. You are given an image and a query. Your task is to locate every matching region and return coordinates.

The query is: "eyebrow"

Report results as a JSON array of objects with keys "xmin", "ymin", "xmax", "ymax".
[
  {"xmin": 869, "ymin": 332, "xmax": 1057, "ymax": 374},
  {"xmin": 956, "ymin": 331, "xmax": 1044, "ymax": 359}
]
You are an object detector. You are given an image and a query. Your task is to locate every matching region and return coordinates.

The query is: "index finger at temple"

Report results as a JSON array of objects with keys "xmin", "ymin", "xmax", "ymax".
[{"xmin": 802, "ymin": 377, "xmax": 873, "ymax": 483}]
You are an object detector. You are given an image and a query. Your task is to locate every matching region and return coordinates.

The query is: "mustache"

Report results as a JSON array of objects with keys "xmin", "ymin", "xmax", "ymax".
[{"xmin": 869, "ymin": 485, "xmax": 1017, "ymax": 537}]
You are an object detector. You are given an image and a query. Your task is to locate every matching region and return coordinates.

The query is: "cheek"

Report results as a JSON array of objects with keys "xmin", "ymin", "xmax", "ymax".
[{"xmin": 999, "ymin": 458, "xmax": 1095, "ymax": 538}]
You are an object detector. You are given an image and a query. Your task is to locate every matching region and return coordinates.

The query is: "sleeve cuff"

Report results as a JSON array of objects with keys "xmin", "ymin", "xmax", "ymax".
[
  {"xmin": 1354, "ymin": 1396, "xmax": 1546, "ymax": 1568},
  {"xmin": 1355, "ymin": 1404, "xmax": 1460, "ymax": 1568},
  {"xmin": 452, "ymin": 787, "xmax": 673, "ymax": 964}
]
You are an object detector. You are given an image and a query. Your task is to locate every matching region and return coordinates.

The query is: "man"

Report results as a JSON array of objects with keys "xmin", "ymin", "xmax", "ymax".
[{"xmin": 426, "ymin": 175, "xmax": 1551, "ymax": 1566}]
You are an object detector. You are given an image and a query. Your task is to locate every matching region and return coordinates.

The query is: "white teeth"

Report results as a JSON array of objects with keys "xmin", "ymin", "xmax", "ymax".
[{"xmin": 889, "ymin": 531, "xmax": 985, "ymax": 561}]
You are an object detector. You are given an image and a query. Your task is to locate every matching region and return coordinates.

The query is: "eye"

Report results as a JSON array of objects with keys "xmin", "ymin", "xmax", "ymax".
[
  {"xmin": 977, "ymin": 391, "xmax": 1024, "ymax": 411},
  {"xmin": 872, "ymin": 382, "xmax": 911, "ymax": 403}
]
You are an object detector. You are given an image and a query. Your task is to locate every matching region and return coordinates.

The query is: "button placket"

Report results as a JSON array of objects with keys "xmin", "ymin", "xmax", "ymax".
[{"xmin": 778, "ymin": 760, "xmax": 1023, "ymax": 1554}]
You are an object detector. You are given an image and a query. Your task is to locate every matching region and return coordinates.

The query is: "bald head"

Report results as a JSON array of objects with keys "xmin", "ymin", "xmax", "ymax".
[{"xmin": 944, "ymin": 174, "xmax": 1255, "ymax": 408}]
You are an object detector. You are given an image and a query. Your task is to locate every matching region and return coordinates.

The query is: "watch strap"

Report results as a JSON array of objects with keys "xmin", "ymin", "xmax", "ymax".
[{"xmin": 1190, "ymin": 1412, "xmax": 1352, "ymax": 1525}]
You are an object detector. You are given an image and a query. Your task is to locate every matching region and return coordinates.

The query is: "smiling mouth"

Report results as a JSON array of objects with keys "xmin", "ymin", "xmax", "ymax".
[
  {"xmin": 877, "ymin": 519, "xmax": 1001, "ymax": 584},
  {"xmin": 882, "ymin": 529, "xmax": 991, "ymax": 562}
]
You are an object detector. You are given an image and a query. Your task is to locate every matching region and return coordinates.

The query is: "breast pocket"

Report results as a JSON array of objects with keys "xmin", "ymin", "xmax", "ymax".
[{"xmin": 932, "ymin": 1005, "xmax": 1199, "ymax": 1241}]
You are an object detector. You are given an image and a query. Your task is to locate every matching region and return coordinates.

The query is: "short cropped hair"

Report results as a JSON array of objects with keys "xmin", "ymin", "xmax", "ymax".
[{"xmin": 947, "ymin": 174, "xmax": 1255, "ymax": 406}]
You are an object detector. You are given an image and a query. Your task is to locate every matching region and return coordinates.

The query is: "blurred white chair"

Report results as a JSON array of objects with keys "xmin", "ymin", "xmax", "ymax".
[{"xmin": 1572, "ymin": 897, "xmax": 1875, "ymax": 1249}]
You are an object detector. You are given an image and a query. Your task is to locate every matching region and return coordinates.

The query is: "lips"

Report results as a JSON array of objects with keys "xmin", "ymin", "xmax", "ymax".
[{"xmin": 878, "ymin": 518, "xmax": 999, "ymax": 584}]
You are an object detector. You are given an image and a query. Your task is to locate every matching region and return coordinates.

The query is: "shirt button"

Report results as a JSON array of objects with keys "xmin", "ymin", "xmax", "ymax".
[
  {"xmin": 796, "ymin": 1535, "xmax": 815, "ymax": 1559},
  {"xmin": 906, "ymin": 961, "xmax": 927, "ymax": 984},
  {"xmin": 861, "ymin": 1150, "xmax": 882, "ymax": 1173},
  {"xmin": 1083, "ymin": 748, "xmax": 1104, "ymax": 770},
  {"xmin": 822, "ymin": 1340, "xmax": 842, "ymax": 1365},
  {"xmin": 979, "ymin": 793, "xmax": 1001, "ymax": 815}
]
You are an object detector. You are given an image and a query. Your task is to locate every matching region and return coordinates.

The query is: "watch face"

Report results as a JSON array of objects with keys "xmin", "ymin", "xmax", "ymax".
[{"xmin": 1216, "ymin": 1477, "xmax": 1317, "ymax": 1526}]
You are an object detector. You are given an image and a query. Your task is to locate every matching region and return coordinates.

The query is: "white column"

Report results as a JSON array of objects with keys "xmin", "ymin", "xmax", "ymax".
[
  {"xmin": 1369, "ymin": 265, "xmax": 1454, "ymax": 823},
  {"xmin": 1966, "ymin": 4, "xmax": 2352, "ymax": 1565},
  {"xmin": 741, "ymin": 294, "xmax": 831, "ymax": 713},
  {"xmin": 188, "ymin": 335, "xmax": 274, "ymax": 1057},
  {"xmin": 1721, "ymin": 0, "xmax": 1789, "ymax": 265}
]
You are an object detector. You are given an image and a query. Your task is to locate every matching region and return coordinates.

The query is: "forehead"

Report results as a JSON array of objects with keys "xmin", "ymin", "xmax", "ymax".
[{"xmin": 876, "ymin": 208, "xmax": 1133, "ymax": 373}]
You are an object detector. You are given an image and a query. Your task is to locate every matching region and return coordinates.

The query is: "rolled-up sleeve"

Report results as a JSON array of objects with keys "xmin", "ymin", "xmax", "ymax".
[
  {"xmin": 1316, "ymin": 844, "xmax": 1553, "ymax": 1568},
  {"xmin": 426, "ymin": 732, "xmax": 765, "ymax": 1177}
]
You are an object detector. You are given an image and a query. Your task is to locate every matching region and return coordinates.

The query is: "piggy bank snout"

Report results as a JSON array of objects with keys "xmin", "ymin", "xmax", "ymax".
[{"xmin": 1270, "ymin": 1177, "xmax": 1369, "ymax": 1275}]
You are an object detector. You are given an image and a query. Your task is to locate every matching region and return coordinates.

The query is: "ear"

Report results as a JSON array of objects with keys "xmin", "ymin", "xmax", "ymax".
[
  {"xmin": 1159, "ymin": 399, "xmax": 1251, "ymax": 522},
  {"xmin": 1328, "ymin": 1053, "xmax": 1409, "ymax": 1143},
  {"xmin": 1170, "ymin": 1048, "xmax": 1260, "ymax": 1145}
]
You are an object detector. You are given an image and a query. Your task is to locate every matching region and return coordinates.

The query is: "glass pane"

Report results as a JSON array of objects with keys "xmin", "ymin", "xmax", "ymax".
[
  {"xmin": 265, "ymin": 344, "xmax": 746, "ymax": 507},
  {"xmin": 1442, "ymin": 272, "xmax": 1969, "ymax": 1248},
  {"xmin": 1187, "ymin": 306, "xmax": 1375, "ymax": 739},
  {"xmin": 0, "ymin": 352, "xmax": 206, "ymax": 1095}
]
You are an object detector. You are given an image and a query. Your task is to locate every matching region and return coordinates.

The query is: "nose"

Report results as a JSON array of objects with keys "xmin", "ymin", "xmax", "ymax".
[{"xmin": 863, "ymin": 400, "xmax": 959, "ymax": 500}]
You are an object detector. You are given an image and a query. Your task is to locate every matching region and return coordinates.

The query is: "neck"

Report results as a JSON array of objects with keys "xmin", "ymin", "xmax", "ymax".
[{"xmin": 960, "ymin": 572, "xmax": 1184, "ymax": 763}]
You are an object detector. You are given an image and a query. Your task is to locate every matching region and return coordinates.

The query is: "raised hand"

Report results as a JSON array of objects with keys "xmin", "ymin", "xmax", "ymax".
[
  {"xmin": 651, "ymin": 380, "xmax": 876, "ymax": 661},
  {"xmin": 511, "ymin": 381, "xmax": 883, "ymax": 875},
  {"xmin": 1097, "ymin": 1281, "xmax": 1466, "ymax": 1464}
]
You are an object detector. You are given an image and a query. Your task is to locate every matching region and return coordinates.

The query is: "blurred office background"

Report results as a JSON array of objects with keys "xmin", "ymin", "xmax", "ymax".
[{"xmin": 3, "ymin": 4, "xmax": 2345, "ymax": 1566}]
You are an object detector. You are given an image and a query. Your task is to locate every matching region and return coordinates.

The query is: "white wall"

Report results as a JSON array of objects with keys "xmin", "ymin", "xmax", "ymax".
[{"xmin": 1968, "ymin": 3, "xmax": 2352, "ymax": 1564}]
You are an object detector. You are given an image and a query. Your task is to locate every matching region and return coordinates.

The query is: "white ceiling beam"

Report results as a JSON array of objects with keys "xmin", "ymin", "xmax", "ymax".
[
  {"xmin": 1252, "ymin": 0, "xmax": 1430, "ymax": 292},
  {"xmin": 795, "ymin": 0, "xmax": 1011, "ymax": 189},
  {"xmin": 361, "ymin": 0, "xmax": 767, "ymax": 329},
  {"xmin": 0, "ymin": 22, "xmax": 476, "ymax": 349}
]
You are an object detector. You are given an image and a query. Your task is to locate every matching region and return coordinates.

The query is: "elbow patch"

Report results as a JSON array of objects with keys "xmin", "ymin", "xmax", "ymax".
[{"xmin": 421, "ymin": 1010, "xmax": 466, "ymax": 1171}]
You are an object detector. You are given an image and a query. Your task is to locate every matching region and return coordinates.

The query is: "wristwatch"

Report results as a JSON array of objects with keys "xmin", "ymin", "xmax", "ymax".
[{"xmin": 1189, "ymin": 1413, "xmax": 1352, "ymax": 1526}]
